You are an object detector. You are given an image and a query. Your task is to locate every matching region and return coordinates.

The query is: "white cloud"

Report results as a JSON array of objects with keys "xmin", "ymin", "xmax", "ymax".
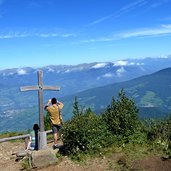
[
  {"xmin": 120, "ymin": 24, "xmax": 171, "ymax": 38},
  {"xmin": 91, "ymin": 63, "xmax": 108, "ymax": 69},
  {"xmin": 113, "ymin": 60, "xmax": 129, "ymax": 66},
  {"xmin": 136, "ymin": 62, "xmax": 144, "ymax": 66},
  {"xmin": 0, "ymin": 30, "xmax": 75, "ymax": 39},
  {"xmin": 86, "ymin": 0, "xmax": 170, "ymax": 27},
  {"xmin": 116, "ymin": 67, "xmax": 126, "ymax": 77},
  {"xmin": 158, "ymin": 55, "xmax": 169, "ymax": 59},
  {"xmin": 113, "ymin": 60, "xmax": 143, "ymax": 66},
  {"xmin": 82, "ymin": 24, "xmax": 171, "ymax": 43},
  {"xmin": 47, "ymin": 68, "xmax": 55, "ymax": 72},
  {"xmin": 38, "ymin": 33, "xmax": 74, "ymax": 38},
  {"xmin": 102, "ymin": 73, "xmax": 113, "ymax": 78},
  {"xmin": 62, "ymin": 33, "xmax": 76, "ymax": 38},
  {"xmin": 63, "ymin": 67, "xmax": 85, "ymax": 73},
  {"xmin": 17, "ymin": 69, "xmax": 27, "ymax": 75},
  {"xmin": 86, "ymin": 15, "xmax": 112, "ymax": 27},
  {"xmin": 96, "ymin": 72, "xmax": 114, "ymax": 80},
  {"xmin": 64, "ymin": 69, "xmax": 70, "ymax": 73},
  {"xmin": 87, "ymin": 0, "xmax": 146, "ymax": 26}
]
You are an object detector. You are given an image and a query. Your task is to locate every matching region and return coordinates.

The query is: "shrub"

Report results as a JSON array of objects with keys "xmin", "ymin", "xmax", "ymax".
[
  {"xmin": 62, "ymin": 105, "xmax": 114, "ymax": 155},
  {"xmin": 44, "ymin": 112, "xmax": 51, "ymax": 131},
  {"xmin": 145, "ymin": 115, "xmax": 171, "ymax": 157},
  {"xmin": 102, "ymin": 89, "xmax": 139, "ymax": 140}
]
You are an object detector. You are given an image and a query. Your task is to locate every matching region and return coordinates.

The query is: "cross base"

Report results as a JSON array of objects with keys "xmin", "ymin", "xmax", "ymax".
[{"xmin": 39, "ymin": 131, "xmax": 47, "ymax": 150}]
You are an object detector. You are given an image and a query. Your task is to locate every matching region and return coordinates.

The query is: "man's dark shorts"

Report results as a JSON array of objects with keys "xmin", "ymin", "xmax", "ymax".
[{"xmin": 52, "ymin": 124, "xmax": 62, "ymax": 133}]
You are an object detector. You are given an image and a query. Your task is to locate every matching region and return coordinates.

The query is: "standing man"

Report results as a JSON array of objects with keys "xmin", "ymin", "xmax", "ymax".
[{"xmin": 44, "ymin": 97, "xmax": 64, "ymax": 149}]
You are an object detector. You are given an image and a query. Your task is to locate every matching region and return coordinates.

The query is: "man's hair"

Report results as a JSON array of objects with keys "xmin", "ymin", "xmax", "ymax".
[{"xmin": 51, "ymin": 97, "xmax": 57, "ymax": 104}]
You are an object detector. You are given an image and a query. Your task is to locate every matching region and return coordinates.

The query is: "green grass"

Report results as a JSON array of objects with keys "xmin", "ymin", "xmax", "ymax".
[
  {"xmin": 66, "ymin": 141, "xmax": 166, "ymax": 169},
  {"xmin": 0, "ymin": 131, "xmax": 28, "ymax": 138}
]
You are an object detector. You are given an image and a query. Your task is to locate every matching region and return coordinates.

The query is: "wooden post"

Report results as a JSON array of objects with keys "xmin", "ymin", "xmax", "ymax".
[{"xmin": 20, "ymin": 70, "xmax": 60, "ymax": 149}]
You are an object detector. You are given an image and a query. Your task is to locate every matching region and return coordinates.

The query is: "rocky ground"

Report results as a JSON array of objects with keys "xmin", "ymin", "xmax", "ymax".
[
  {"xmin": 0, "ymin": 141, "xmax": 24, "ymax": 171},
  {"xmin": 0, "ymin": 141, "xmax": 171, "ymax": 171}
]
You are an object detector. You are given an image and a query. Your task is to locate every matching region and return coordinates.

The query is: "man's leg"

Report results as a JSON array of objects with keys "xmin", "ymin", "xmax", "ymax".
[
  {"xmin": 52, "ymin": 125, "xmax": 60, "ymax": 149},
  {"xmin": 54, "ymin": 132, "xmax": 58, "ymax": 145},
  {"xmin": 52, "ymin": 125, "xmax": 58, "ymax": 145}
]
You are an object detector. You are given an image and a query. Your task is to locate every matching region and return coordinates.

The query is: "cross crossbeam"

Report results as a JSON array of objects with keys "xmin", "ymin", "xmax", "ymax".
[{"xmin": 20, "ymin": 85, "xmax": 60, "ymax": 91}]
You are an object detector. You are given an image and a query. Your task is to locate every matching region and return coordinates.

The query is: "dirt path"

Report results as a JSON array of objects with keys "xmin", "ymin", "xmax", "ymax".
[
  {"xmin": 0, "ymin": 141, "xmax": 25, "ymax": 171},
  {"xmin": 131, "ymin": 156, "xmax": 171, "ymax": 171},
  {"xmin": 36, "ymin": 157, "xmax": 111, "ymax": 171},
  {"xmin": 0, "ymin": 141, "xmax": 171, "ymax": 171}
]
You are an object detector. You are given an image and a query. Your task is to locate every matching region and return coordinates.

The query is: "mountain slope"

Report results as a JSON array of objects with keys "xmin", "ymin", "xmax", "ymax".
[{"xmin": 61, "ymin": 67, "xmax": 171, "ymax": 120}]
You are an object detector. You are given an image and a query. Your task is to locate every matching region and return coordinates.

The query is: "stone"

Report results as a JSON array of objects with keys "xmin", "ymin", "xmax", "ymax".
[
  {"xmin": 16, "ymin": 150, "xmax": 28, "ymax": 157},
  {"xmin": 31, "ymin": 148, "xmax": 58, "ymax": 168}
]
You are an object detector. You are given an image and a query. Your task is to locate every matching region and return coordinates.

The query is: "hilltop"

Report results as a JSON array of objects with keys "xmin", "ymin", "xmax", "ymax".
[{"xmin": 0, "ymin": 141, "xmax": 171, "ymax": 171}]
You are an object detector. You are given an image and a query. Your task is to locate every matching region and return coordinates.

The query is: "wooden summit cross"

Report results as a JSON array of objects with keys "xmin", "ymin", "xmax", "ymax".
[{"xmin": 20, "ymin": 70, "xmax": 60, "ymax": 150}]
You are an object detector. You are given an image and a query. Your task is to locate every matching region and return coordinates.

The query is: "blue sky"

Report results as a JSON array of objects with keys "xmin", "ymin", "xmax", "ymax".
[{"xmin": 0, "ymin": 0, "xmax": 171, "ymax": 69}]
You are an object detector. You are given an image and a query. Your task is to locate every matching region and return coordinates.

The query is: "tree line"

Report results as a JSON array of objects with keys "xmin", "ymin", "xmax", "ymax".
[{"xmin": 44, "ymin": 89, "xmax": 171, "ymax": 158}]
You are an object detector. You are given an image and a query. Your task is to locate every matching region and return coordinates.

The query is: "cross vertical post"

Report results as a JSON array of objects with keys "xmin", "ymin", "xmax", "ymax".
[
  {"xmin": 38, "ymin": 70, "xmax": 44, "ymax": 132},
  {"xmin": 20, "ymin": 70, "xmax": 60, "ymax": 150}
]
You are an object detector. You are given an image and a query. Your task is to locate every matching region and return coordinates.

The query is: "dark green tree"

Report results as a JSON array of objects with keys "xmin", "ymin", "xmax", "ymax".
[
  {"xmin": 102, "ymin": 89, "xmax": 139, "ymax": 138},
  {"xmin": 72, "ymin": 96, "xmax": 81, "ymax": 117},
  {"xmin": 72, "ymin": 96, "xmax": 86, "ymax": 118}
]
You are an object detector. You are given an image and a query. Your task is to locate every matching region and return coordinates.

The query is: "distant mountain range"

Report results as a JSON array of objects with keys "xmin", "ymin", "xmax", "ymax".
[{"xmin": 0, "ymin": 55, "xmax": 171, "ymax": 132}]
